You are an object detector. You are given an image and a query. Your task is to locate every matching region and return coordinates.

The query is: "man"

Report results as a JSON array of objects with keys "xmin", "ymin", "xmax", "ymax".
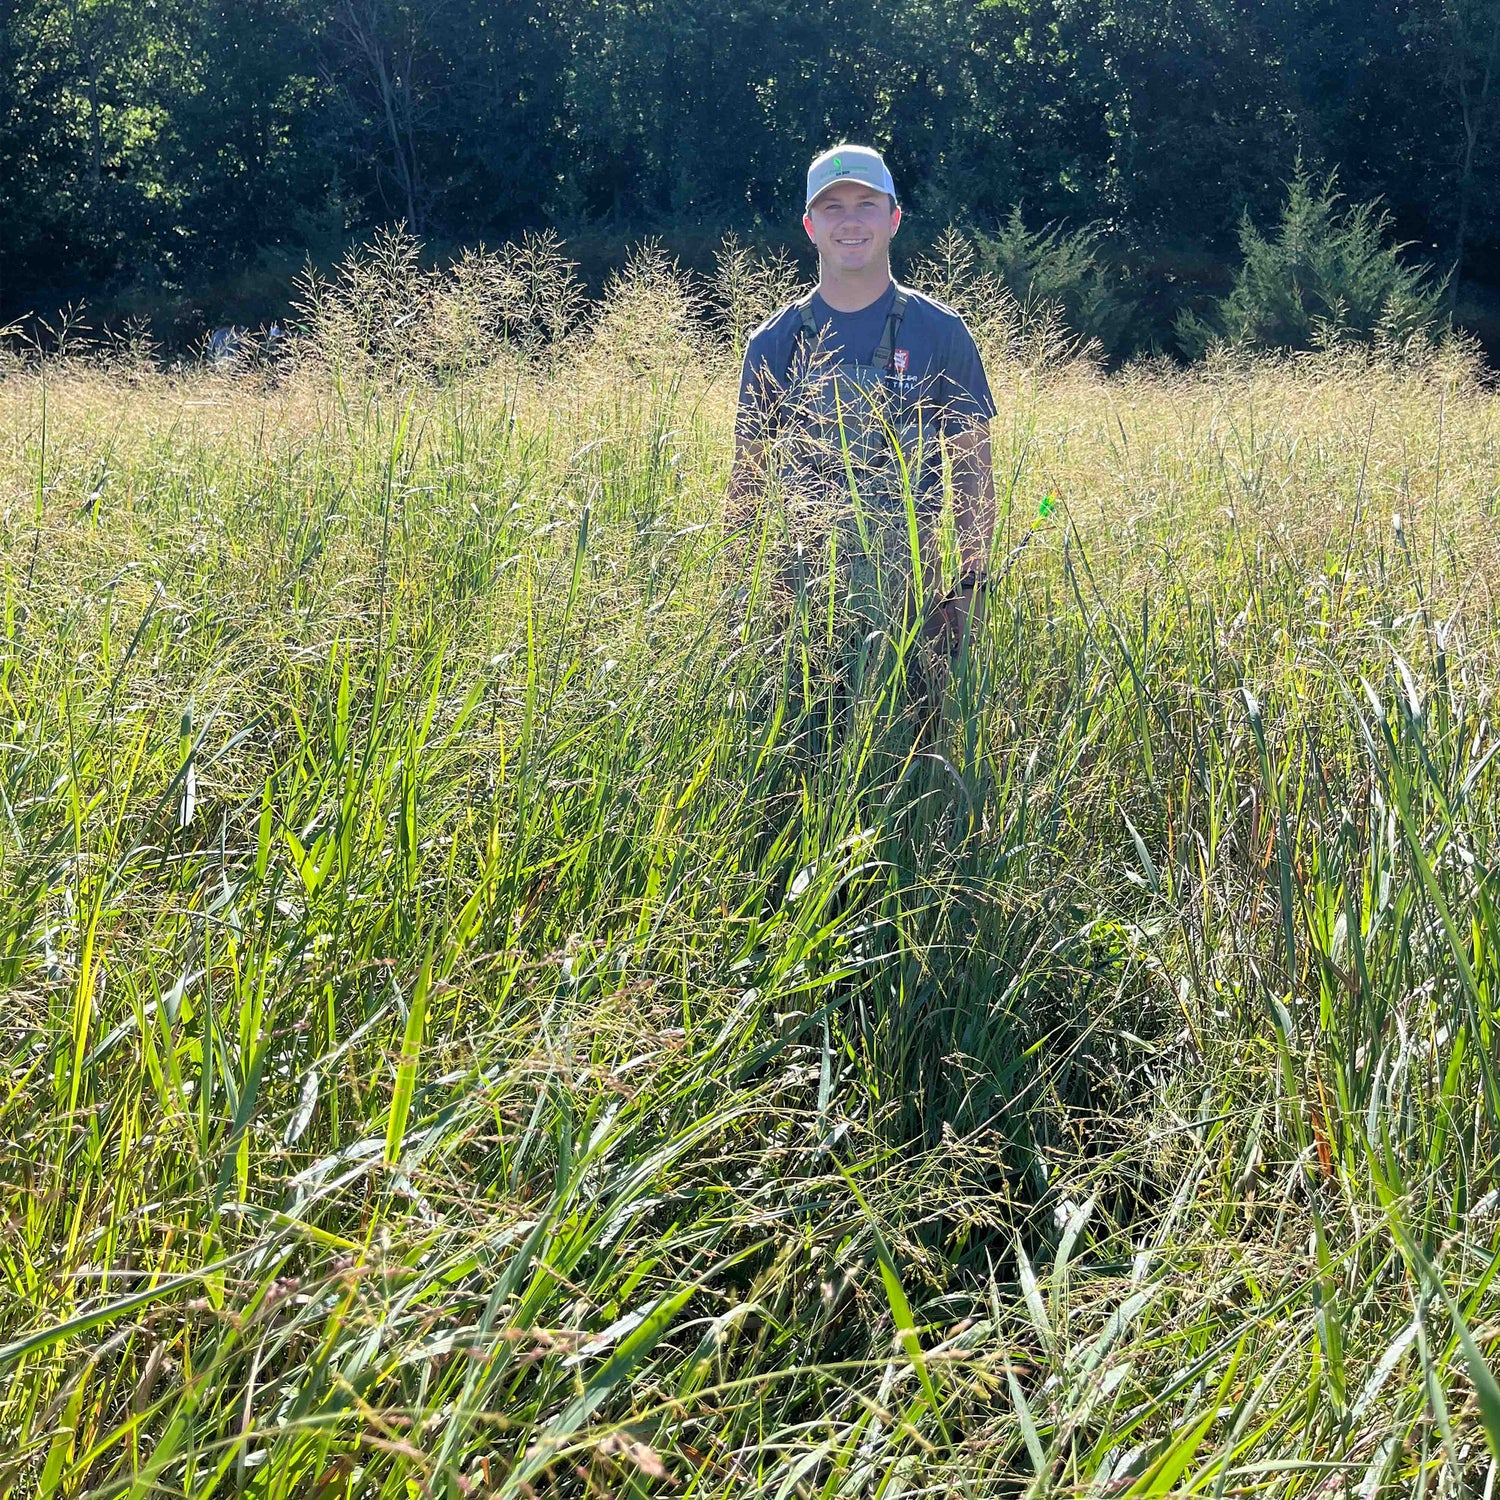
[{"xmin": 731, "ymin": 143, "xmax": 996, "ymax": 644}]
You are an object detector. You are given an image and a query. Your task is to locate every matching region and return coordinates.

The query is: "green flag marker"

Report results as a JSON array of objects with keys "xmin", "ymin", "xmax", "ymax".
[{"xmin": 1037, "ymin": 493, "xmax": 1057, "ymax": 520}]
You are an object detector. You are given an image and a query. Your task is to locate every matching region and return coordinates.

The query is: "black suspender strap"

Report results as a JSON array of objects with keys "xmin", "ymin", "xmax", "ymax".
[
  {"xmin": 788, "ymin": 285, "xmax": 908, "ymax": 377},
  {"xmin": 871, "ymin": 286, "xmax": 909, "ymax": 372},
  {"xmin": 787, "ymin": 294, "xmax": 820, "ymax": 379}
]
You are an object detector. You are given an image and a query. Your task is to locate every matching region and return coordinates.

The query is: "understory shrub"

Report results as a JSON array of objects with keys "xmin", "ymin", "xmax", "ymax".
[
  {"xmin": 1176, "ymin": 166, "xmax": 1448, "ymax": 357},
  {"xmin": 972, "ymin": 208, "xmax": 1142, "ymax": 359}
]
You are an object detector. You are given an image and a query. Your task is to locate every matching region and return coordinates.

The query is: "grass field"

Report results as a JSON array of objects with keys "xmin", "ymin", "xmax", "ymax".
[{"xmin": 5, "ymin": 245, "xmax": 1500, "ymax": 1497}]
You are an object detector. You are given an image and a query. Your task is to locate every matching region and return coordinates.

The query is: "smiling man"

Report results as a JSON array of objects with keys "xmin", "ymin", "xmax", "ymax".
[{"xmin": 731, "ymin": 143, "xmax": 996, "ymax": 645}]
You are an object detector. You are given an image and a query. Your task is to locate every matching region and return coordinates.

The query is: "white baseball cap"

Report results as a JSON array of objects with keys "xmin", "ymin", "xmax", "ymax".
[{"xmin": 806, "ymin": 144, "xmax": 898, "ymax": 209}]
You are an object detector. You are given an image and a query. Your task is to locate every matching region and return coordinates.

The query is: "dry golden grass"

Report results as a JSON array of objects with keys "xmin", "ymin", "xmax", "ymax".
[{"xmin": 3, "ymin": 241, "xmax": 1500, "ymax": 1496}]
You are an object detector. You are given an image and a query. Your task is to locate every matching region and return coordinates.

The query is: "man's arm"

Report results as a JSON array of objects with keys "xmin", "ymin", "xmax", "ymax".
[
  {"xmin": 925, "ymin": 418, "xmax": 995, "ymax": 641},
  {"xmin": 948, "ymin": 418, "xmax": 995, "ymax": 576},
  {"xmin": 932, "ymin": 315, "xmax": 996, "ymax": 622},
  {"xmin": 729, "ymin": 333, "xmax": 779, "ymax": 523},
  {"xmin": 728, "ymin": 433, "xmax": 767, "ymax": 517}
]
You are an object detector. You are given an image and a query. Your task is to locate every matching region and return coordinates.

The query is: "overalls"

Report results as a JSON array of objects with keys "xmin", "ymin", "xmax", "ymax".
[{"xmin": 773, "ymin": 286, "xmax": 939, "ymax": 623}]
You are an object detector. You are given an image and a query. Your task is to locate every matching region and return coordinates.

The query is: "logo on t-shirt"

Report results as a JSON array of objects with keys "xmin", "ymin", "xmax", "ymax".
[{"xmin": 892, "ymin": 349, "xmax": 909, "ymax": 374}]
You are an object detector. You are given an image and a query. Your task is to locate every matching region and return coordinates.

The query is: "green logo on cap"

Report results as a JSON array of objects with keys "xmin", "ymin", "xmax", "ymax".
[{"xmin": 832, "ymin": 156, "xmax": 842, "ymax": 170}]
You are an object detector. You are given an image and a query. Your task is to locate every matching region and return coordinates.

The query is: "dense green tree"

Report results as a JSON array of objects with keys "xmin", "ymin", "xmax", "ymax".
[
  {"xmin": 1422, "ymin": 0, "xmax": 1500, "ymax": 288},
  {"xmin": 172, "ymin": 0, "xmax": 336, "ymax": 264},
  {"xmin": 2, "ymin": 0, "xmax": 1498, "ymax": 332},
  {"xmin": 1, "ymin": 0, "xmax": 179, "ymax": 300},
  {"xmin": 0, "ymin": 0, "xmax": 334, "ymax": 305},
  {"xmin": 1176, "ymin": 165, "xmax": 1448, "ymax": 352}
]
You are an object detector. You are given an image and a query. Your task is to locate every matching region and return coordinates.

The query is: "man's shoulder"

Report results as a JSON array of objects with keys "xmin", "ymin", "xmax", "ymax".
[
  {"xmin": 745, "ymin": 299, "xmax": 808, "ymax": 356},
  {"xmin": 897, "ymin": 284, "xmax": 974, "ymax": 338}
]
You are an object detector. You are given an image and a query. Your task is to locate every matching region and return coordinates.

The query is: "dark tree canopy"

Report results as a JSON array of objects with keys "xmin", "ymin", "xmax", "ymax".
[{"xmin": 2, "ymin": 0, "xmax": 1498, "ymax": 332}]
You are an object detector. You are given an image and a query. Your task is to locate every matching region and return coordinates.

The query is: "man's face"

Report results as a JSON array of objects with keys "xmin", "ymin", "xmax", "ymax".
[{"xmin": 803, "ymin": 183, "xmax": 901, "ymax": 272}]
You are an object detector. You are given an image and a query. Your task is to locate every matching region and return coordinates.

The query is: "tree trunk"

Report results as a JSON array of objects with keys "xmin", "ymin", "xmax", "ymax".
[
  {"xmin": 67, "ymin": 0, "xmax": 103, "ymax": 197},
  {"xmin": 335, "ymin": 0, "xmax": 425, "ymax": 232},
  {"xmin": 1448, "ymin": 0, "xmax": 1500, "ymax": 302},
  {"xmin": 373, "ymin": 44, "xmax": 420, "ymax": 230}
]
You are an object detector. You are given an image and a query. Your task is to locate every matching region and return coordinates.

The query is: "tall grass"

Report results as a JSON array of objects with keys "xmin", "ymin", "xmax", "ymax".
[{"xmin": 3, "ymin": 239, "xmax": 1500, "ymax": 1497}]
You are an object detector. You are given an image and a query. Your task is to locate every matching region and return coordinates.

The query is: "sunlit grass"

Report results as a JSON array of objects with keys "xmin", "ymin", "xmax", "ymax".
[{"xmin": 3, "ymin": 248, "xmax": 1500, "ymax": 1497}]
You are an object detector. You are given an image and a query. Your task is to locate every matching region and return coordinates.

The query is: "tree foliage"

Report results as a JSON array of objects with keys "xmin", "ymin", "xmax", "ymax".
[
  {"xmin": 1, "ymin": 0, "xmax": 1497, "ymax": 325},
  {"xmin": 1177, "ymin": 169, "xmax": 1449, "ymax": 355},
  {"xmin": 973, "ymin": 209, "xmax": 1139, "ymax": 354}
]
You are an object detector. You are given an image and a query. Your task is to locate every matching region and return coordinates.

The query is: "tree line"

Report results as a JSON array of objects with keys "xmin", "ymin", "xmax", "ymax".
[{"xmin": 3, "ymin": 0, "xmax": 1498, "ymax": 346}]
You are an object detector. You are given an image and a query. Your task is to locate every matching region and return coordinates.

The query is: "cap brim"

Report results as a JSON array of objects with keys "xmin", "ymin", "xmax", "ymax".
[{"xmin": 806, "ymin": 175, "xmax": 895, "ymax": 209}]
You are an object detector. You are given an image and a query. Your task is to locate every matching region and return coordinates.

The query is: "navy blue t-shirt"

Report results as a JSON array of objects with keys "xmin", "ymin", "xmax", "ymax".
[{"xmin": 736, "ymin": 282, "xmax": 995, "ymax": 444}]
